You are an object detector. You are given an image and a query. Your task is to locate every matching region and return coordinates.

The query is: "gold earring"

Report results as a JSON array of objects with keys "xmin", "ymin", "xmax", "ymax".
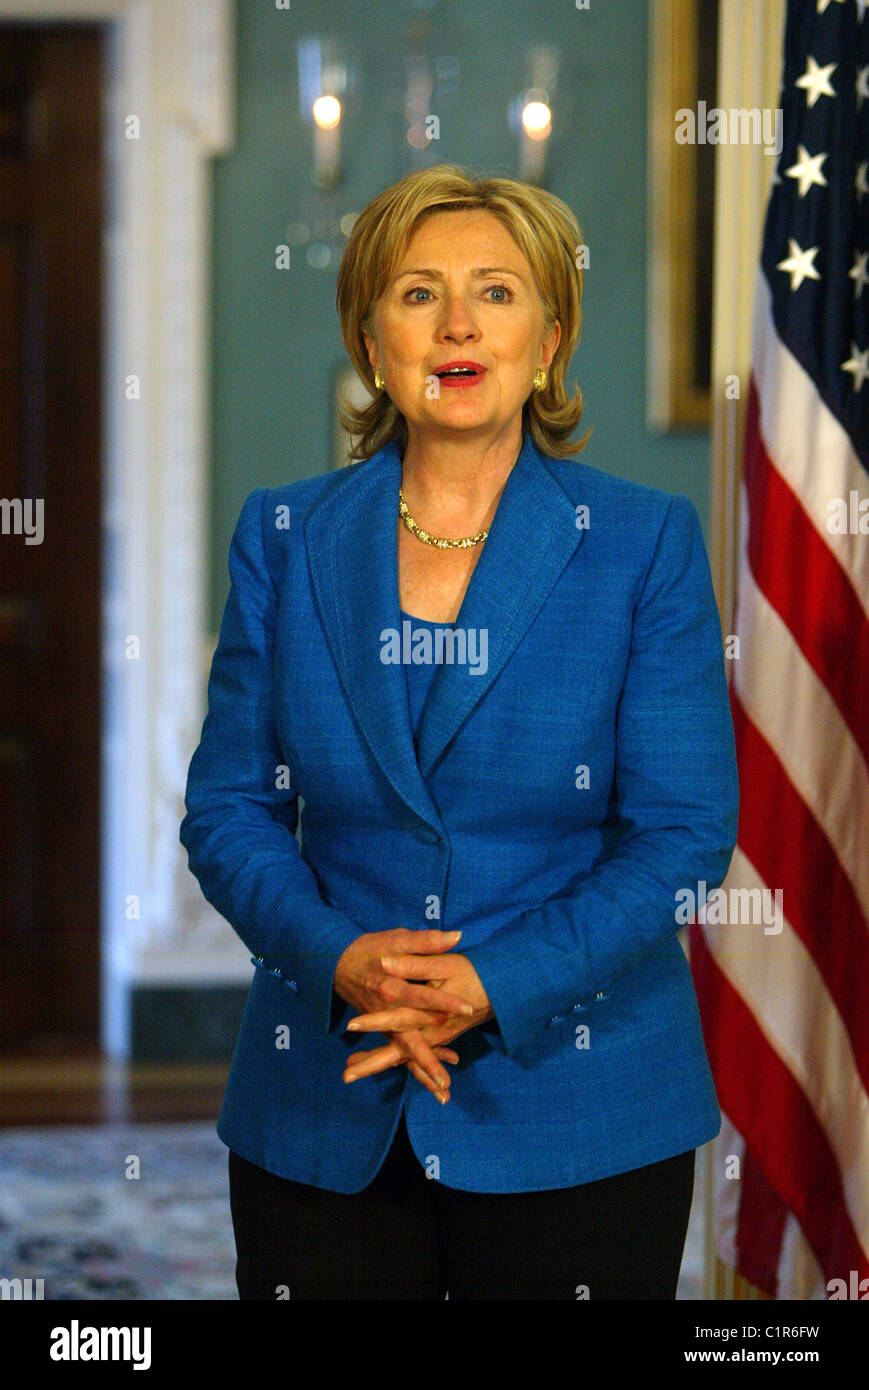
[
  {"xmin": 374, "ymin": 368, "xmax": 384, "ymax": 391},
  {"xmin": 533, "ymin": 368, "xmax": 547, "ymax": 392}
]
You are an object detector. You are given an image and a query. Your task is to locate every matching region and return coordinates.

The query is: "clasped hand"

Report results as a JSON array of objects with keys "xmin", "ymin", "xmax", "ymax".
[{"xmin": 333, "ymin": 929, "xmax": 492, "ymax": 1103}]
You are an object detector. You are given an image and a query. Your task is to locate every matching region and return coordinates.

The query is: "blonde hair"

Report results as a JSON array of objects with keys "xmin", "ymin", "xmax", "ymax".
[{"xmin": 335, "ymin": 164, "xmax": 591, "ymax": 462}]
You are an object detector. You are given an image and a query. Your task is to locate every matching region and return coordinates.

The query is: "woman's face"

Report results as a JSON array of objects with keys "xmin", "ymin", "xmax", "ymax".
[{"xmin": 363, "ymin": 209, "xmax": 560, "ymax": 449}]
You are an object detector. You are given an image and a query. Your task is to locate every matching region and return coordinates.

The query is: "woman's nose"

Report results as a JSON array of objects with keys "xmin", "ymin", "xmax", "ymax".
[{"xmin": 436, "ymin": 293, "xmax": 480, "ymax": 337}]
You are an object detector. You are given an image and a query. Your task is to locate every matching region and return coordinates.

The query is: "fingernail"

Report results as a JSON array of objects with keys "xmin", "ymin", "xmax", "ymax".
[
  {"xmin": 380, "ymin": 956, "xmax": 397, "ymax": 967},
  {"xmin": 438, "ymin": 1092, "xmax": 449, "ymax": 1104},
  {"xmin": 344, "ymin": 1071, "xmax": 359, "ymax": 1082},
  {"xmin": 345, "ymin": 1021, "xmax": 359, "ymax": 1030},
  {"xmin": 438, "ymin": 1076, "xmax": 448, "ymax": 1089},
  {"xmin": 448, "ymin": 931, "xmax": 461, "ymax": 940},
  {"xmin": 460, "ymin": 1004, "xmax": 474, "ymax": 1016}
]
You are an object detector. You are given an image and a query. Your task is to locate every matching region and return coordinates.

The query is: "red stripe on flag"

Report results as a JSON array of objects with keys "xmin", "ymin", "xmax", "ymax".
[
  {"xmin": 729, "ymin": 689, "xmax": 869, "ymax": 1088},
  {"xmin": 690, "ymin": 925, "xmax": 868, "ymax": 1287},
  {"xmin": 737, "ymin": 1149, "xmax": 789, "ymax": 1298},
  {"xmin": 742, "ymin": 377, "xmax": 869, "ymax": 764}
]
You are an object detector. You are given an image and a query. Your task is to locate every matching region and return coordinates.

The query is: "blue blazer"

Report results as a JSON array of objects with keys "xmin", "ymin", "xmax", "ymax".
[{"xmin": 180, "ymin": 432, "xmax": 739, "ymax": 1194}]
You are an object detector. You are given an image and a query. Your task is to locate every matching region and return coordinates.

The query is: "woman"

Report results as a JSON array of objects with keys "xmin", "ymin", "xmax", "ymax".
[{"xmin": 180, "ymin": 164, "xmax": 739, "ymax": 1300}]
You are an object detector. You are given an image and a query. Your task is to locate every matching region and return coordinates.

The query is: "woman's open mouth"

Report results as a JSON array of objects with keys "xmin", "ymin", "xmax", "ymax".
[{"xmin": 433, "ymin": 361, "xmax": 488, "ymax": 389}]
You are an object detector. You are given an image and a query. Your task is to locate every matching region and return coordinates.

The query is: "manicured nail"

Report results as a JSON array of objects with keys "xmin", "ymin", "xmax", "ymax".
[
  {"xmin": 344, "ymin": 1071, "xmax": 359, "ymax": 1082},
  {"xmin": 381, "ymin": 956, "xmax": 397, "ymax": 967}
]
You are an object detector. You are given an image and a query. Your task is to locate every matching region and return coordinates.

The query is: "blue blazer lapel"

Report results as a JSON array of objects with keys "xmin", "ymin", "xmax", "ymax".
[
  {"xmin": 305, "ymin": 440, "xmax": 440, "ymax": 827},
  {"xmin": 305, "ymin": 432, "xmax": 586, "ymax": 819},
  {"xmin": 415, "ymin": 433, "xmax": 585, "ymax": 776}
]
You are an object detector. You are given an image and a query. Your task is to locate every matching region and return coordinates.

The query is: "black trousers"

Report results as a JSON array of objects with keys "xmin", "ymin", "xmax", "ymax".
[{"xmin": 228, "ymin": 1112, "xmax": 695, "ymax": 1300}]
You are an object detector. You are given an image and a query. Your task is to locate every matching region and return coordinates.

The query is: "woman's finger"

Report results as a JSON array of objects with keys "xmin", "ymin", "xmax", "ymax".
[
  {"xmin": 343, "ymin": 1041, "xmax": 403, "ymax": 1081},
  {"xmin": 417, "ymin": 1019, "xmax": 471, "ymax": 1049},
  {"xmin": 399, "ymin": 1029, "xmax": 452, "ymax": 1091},
  {"xmin": 393, "ymin": 928, "xmax": 462, "ymax": 955},
  {"xmin": 349, "ymin": 1028, "xmax": 452, "ymax": 1092},
  {"xmin": 378, "ymin": 977, "xmax": 472, "ymax": 1016},
  {"xmin": 346, "ymin": 1006, "xmax": 452, "ymax": 1033},
  {"xmin": 381, "ymin": 952, "xmax": 458, "ymax": 979},
  {"xmin": 343, "ymin": 1035, "xmax": 459, "ymax": 1085},
  {"xmin": 406, "ymin": 1059, "xmax": 450, "ymax": 1103}
]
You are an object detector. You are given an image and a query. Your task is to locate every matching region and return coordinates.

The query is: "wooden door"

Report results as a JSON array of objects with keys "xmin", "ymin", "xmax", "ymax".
[{"xmin": 0, "ymin": 24, "xmax": 104, "ymax": 1054}]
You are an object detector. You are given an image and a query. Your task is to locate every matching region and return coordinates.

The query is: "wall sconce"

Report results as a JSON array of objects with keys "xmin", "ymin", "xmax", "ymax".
[
  {"xmin": 312, "ymin": 93, "xmax": 342, "ymax": 188},
  {"xmin": 511, "ymin": 46, "xmax": 560, "ymax": 186},
  {"xmin": 298, "ymin": 36, "xmax": 353, "ymax": 189},
  {"xmin": 519, "ymin": 92, "xmax": 552, "ymax": 183}
]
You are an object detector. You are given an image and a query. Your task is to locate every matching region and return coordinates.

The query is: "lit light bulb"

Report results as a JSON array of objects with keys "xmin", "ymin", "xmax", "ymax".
[
  {"xmin": 313, "ymin": 95, "xmax": 341, "ymax": 130},
  {"xmin": 521, "ymin": 101, "xmax": 551, "ymax": 140}
]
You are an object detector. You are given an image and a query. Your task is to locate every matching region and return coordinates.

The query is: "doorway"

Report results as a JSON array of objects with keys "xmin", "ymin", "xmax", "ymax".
[{"xmin": 0, "ymin": 23, "xmax": 104, "ymax": 1054}]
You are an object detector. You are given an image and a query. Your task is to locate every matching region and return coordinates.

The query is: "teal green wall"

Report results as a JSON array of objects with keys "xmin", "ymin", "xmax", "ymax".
[{"xmin": 208, "ymin": 0, "xmax": 710, "ymax": 626}]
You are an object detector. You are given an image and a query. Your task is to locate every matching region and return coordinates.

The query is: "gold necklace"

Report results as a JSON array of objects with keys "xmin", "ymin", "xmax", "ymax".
[{"xmin": 398, "ymin": 489, "xmax": 488, "ymax": 549}]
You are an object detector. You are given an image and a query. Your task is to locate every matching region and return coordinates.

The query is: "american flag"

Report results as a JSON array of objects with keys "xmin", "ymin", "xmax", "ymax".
[{"xmin": 690, "ymin": 0, "xmax": 869, "ymax": 1299}]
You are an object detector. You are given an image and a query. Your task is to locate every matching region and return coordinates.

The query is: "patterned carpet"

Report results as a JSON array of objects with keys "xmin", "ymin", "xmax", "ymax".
[
  {"xmin": 0, "ymin": 1122, "xmax": 704, "ymax": 1300},
  {"xmin": 0, "ymin": 1123, "xmax": 235, "ymax": 1300}
]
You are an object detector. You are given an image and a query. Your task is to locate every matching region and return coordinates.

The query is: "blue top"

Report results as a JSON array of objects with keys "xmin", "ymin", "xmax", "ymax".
[{"xmin": 399, "ymin": 608, "xmax": 454, "ymax": 736}]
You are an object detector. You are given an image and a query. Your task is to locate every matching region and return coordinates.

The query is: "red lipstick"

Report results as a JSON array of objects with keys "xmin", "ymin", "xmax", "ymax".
[{"xmin": 433, "ymin": 360, "xmax": 487, "ymax": 389}]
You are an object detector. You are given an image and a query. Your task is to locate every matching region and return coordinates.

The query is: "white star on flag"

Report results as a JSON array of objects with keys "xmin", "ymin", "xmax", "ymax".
[
  {"xmin": 850, "ymin": 251, "xmax": 869, "ymax": 299},
  {"xmin": 858, "ymin": 0, "xmax": 869, "ymax": 23},
  {"xmin": 857, "ymin": 162, "xmax": 869, "ymax": 201},
  {"xmin": 816, "ymin": 0, "xmax": 846, "ymax": 13},
  {"xmin": 785, "ymin": 146, "xmax": 829, "ymax": 196},
  {"xmin": 858, "ymin": 66, "xmax": 869, "ymax": 113},
  {"xmin": 795, "ymin": 56, "xmax": 836, "ymax": 108},
  {"xmin": 841, "ymin": 343, "xmax": 869, "ymax": 391},
  {"xmin": 777, "ymin": 239, "xmax": 821, "ymax": 290}
]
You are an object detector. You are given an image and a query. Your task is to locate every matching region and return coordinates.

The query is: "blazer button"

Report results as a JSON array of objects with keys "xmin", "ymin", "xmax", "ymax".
[{"xmin": 415, "ymin": 826, "xmax": 441, "ymax": 845}]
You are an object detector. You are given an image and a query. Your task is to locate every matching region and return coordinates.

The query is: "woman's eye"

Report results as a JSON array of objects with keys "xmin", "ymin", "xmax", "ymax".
[{"xmin": 404, "ymin": 284, "xmax": 513, "ymax": 304}]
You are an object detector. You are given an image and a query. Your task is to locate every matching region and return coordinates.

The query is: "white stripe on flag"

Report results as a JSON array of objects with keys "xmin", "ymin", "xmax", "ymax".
[
  {"xmin": 776, "ymin": 1212, "xmax": 826, "ymax": 1300},
  {"xmin": 713, "ymin": 1114, "xmax": 747, "ymax": 1270},
  {"xmin": 731, "ymin": 539, "xmax": 869, "ymax": 917},
  {"xmin": 752, "ymin": 270, "xmax": 869, "ymax": 617}
]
